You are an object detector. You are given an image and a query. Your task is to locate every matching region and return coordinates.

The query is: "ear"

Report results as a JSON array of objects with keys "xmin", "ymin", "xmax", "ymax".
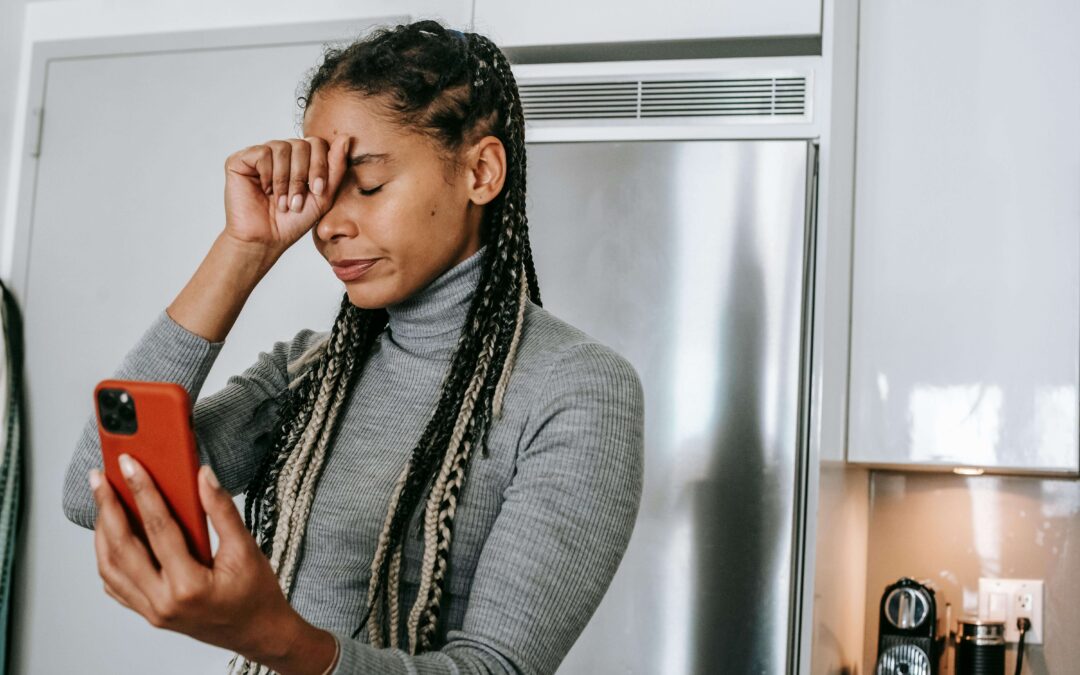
[{"xmin": 464, "ymin": 135, "xmax": 507, "ymax": 206}]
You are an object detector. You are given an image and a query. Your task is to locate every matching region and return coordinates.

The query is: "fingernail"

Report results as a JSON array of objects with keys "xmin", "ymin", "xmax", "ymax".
[
  {"xmin": 118, "ymin": 453, "xmax": 136, "ymax": 478},
  {"xmin": 204, "ymin": 466, "xmax": 220, "ymax": 489},
  {"xmin": 290, "ymin": 193, "xmax": 303, "ymax": 212},
  {"xmin": 313, "ymin": 177, "xmax": 324, "ymax": 195},
  {"xmin": 278, "ymin": 194, "xmax": 287, "ymax": 212},
  {"xmin": 88, "ymin": 468, "xmax": 102, "ymax": 490}
]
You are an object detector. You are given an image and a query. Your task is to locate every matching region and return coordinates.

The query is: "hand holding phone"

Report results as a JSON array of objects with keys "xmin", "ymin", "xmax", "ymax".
[
  {"xmin": 87, "ymin": 423, "xmax": 323, "ymax": 667},
  {"xmin": 94, "ymin": 379, "xmax": 212, "ymax": 566}
]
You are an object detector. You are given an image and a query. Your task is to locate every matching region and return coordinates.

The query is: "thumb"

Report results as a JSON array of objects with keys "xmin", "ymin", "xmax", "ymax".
[
  {"xmin": 324, "ymin": 134, "xmax": 351, "ymax": 205},
  {"xmin": 198, "ymin": 465, "xmax": 250, "ymax": 550}
]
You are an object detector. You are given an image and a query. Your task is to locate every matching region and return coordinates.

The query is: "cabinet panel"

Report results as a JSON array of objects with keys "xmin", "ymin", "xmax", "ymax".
[
  {"xmin": 848, "ymin": 1, "xmax": 1080, "ymax": 472},
  {"xmin": 473, "ymin": 0, "xmax": 821, "ymax": 46}
]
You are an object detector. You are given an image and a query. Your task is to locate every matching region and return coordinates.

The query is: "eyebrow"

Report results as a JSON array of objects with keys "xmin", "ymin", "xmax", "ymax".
[{"xmin": 348, "ymin": 152, "xmax": 393, "ymax": 167}]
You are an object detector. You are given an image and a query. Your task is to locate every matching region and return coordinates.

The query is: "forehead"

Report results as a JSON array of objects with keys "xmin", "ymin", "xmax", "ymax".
[{"xmin": 302, "ymin": 89, "xmax": 411, "ymax": 154}]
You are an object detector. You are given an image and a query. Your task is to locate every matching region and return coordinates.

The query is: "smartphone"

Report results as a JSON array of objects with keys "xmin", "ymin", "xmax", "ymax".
[{"xmin": 94, "ymin": 379, "xmax": 212, "ymax": 566}]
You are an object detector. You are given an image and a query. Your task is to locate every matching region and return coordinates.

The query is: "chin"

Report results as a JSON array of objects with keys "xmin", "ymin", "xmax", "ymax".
[
  {"xmin": 344, "ymin": 289, "xmax": 386, "ymax": 310},
  {"xmin": 342, "ymin": 282, "xmax": 404, "ymax": 310}
]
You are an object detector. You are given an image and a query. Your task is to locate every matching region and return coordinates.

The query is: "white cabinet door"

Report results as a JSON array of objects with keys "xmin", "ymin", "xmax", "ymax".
[
  {"xmin": 847, "ymin": 2, "xmax": 1080, "ymax": 473},
  {"xmin": 473, "ymin": 0, "xmax": 821, "ymax": 46}
]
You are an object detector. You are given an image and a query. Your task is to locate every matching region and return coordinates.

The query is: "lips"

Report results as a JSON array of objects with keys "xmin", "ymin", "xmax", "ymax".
[
  {"xmin": 330, "ymin": 258, "xmax": 379, "ymax": 268},
  {"xmin": 330, "ymin": 258, "xmax": 379, "ymax": 281}
]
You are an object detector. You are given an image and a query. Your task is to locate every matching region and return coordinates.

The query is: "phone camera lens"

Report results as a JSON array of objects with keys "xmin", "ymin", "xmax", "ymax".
[{"xmin": 97, "ymin": 388, "xmax": 137, "ymax": 434}]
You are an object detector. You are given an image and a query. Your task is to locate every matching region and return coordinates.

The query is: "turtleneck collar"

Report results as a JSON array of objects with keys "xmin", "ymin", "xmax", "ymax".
[{"xmin": 384, "ymin": 245, "xmax": 486, "ymax": 356}]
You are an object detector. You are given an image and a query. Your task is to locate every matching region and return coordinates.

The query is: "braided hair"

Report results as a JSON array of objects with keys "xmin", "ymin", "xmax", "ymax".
[{"xmin": 227, "ymin": 19, "xmax": 541, "ymax": 675}]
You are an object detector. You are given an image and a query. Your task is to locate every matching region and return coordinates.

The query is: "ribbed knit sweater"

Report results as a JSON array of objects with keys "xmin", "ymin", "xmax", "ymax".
[{"xmin": 61, "ymin": 244, "xmax": 645, "ymax": 675}]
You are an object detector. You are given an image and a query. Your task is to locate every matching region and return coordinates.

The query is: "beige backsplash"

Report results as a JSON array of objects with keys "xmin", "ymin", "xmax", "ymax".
[{"xmin": 863, "ymin": 470, "xmax": 1080, "ymax": 675}]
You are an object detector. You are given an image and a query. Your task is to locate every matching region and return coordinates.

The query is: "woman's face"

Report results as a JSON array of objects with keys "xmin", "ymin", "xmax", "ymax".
[{"xmin": 301, "ymin": 87, "xmax": 501, "ymax": 309}]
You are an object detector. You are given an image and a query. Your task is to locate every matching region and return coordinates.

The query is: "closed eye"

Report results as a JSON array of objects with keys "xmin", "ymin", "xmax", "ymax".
[{"xmin": 357, "ymin": 185, "xmax": 383, "ymax": 197}]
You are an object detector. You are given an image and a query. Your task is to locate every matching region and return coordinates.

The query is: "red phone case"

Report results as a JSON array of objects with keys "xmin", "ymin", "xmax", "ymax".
[{"xmin": 94, "ymin": 379, "xmax": 212, "ymax": 566}]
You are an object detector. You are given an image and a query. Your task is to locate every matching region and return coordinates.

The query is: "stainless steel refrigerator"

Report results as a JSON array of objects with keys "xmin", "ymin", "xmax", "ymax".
[{"xmin": 525, "ymin": 140, "xmax": 817, "ymax": 675}]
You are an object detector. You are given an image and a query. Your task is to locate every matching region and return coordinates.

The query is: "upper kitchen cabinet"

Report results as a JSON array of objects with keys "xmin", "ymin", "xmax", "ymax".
[
  {"xmin": 847, "ymin": 2, "xmax": 1080, "ymax": 473},
  {"xmin": 472, "ymin": 0, "xmax": 821, "ymax": 46}
]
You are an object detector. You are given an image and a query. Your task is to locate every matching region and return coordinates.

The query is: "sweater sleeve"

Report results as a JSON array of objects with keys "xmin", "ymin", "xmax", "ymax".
[
  {"xmin": 61, "ymin": 308, "xmax": 327, "ymax": 529},
  {"xmin": 325, "ymin": 342, "xmax": 646, "ymax": 675}
]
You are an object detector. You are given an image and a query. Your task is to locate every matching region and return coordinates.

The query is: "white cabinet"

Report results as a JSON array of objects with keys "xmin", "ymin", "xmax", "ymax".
[
  {"xmin": 472, "ymin": 0, "xmax": 821, "ymax": 47},
  {"xmin": 847, "ymin": 1, "xmax": 1080, "ymax": 473}
]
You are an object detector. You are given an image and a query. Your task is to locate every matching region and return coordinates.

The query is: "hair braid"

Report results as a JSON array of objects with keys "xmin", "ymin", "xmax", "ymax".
[
  {"xmin": 358, "ymin": 26, "xmax": 540, "ymax": 653},
  {"xmin": 244, "ymin": 294, "xmax": 349, "ymax": 553},
  {"xmin": 230, "ymin": 299, "xmax": 386, "ymax": 675},
  {"xmin": 401, "ymin": 34, "xmax": 539, "ymax": 651}
]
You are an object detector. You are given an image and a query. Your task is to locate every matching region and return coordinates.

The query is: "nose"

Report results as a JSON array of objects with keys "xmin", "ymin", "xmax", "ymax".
[{"xmin": 314, "ymin": 206, "xmax": 358, "ymax": 242}]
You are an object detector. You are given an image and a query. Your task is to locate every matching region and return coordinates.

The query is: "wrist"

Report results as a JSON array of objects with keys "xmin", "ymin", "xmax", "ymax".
[
  {"xmin": 216, "ymin": 230, "xmax": 281, "ymax": 278},
  {"xmin": 166, "ymin": 231, "xmax": 275, "ymax": 342},
  {"xmin": 251, "ymin": 609, "xmax": 338, "ymax": 675}
]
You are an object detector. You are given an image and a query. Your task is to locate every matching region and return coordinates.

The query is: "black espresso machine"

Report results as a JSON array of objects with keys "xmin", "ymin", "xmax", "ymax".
[{"xmin": 875, "ymin": 577, "xmax": 946, "ymax": 675}]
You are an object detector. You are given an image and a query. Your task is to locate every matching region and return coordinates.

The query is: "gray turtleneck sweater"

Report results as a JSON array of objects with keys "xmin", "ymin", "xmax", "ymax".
[{"xmin": 61, "ymin": 245, "xmax": 645, "ymax": 675}]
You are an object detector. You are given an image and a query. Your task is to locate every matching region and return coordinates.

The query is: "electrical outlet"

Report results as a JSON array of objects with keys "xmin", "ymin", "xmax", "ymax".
[{"xmin": 978, "ymin": 578, "xmax": 1044, "ymax": 644}]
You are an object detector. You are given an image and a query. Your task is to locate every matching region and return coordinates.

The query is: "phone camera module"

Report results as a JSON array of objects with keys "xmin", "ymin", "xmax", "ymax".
[{"xmin": 97, "ymin": 388, "xmax": 138, "ymax": 435}]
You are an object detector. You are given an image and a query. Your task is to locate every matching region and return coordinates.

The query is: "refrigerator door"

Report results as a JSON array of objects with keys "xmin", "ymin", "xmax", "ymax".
[{"xmin": 525, "ymin": 140, "xmax": 814, "ymax": 674}]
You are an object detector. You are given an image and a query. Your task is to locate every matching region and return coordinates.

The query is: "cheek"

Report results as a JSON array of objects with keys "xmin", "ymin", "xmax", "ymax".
[
  {"xmin": 364, "ymin": 177, "xmax": 458, "ymax": 250},
  {"xmin": 395, "ymin": 183, "xmax": 448, "ymax": 232}
]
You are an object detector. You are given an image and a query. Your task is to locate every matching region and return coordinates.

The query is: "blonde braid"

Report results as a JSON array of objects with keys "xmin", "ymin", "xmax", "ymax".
[
  {"xmin": 279, "ymin": 343, "xmax": 357, "ymax": 591},
  {"xmin": 387, "ymin": 541, "xmax": 404, "ymax": 647},
  {"xmin": 286, "ymin": 334, "xmax": 331, "ymax": 390},
  {"xmin": 228, "ymin": 318, "xmax": 359, "ymax": 675},
  {"xmin": 416, "ymin": 436, "xmax": 472, "ymax": 650},
  {"xmin": 413, "ymin": 265, "xmax": 527, "ymax": 649},
  {"xmin": 406, "ymin": 330, "xmax": 497, "ymax": 651},
  {"xmin": 270, "ymin": 324, "xmax": 351, "ymax": 578},
  {"xmin": 492, "ymin": 264, "xmax": 528, "ymax": 419},
  {"xmin": 366, "ymin": 460, "xmax": 412, "ymax": 647}
]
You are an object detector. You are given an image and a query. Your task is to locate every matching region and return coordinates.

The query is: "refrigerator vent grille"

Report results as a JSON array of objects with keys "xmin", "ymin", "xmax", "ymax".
[{"xmin": 519, "ymin": 76, "xmax": 807, "ymax": 121}]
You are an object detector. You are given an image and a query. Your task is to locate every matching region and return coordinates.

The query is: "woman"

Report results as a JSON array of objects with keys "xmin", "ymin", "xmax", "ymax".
[{"xmin": 62, "ymin": 19, "xmax": 644, "ymax": 675}]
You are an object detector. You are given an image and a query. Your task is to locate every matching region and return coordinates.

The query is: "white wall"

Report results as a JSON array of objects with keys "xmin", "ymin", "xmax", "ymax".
[
  {"xmin": 0, "ymin": 0, "xmax": 28, "ymax": 289},
  {"xmin": 798, "ymin": 0, "xmax": 870, "ymax": 673}
]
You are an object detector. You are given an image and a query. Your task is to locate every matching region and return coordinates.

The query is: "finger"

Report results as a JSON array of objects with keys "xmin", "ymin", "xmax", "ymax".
[
  {"xmin": 304, "ymin": 135, "xmax": 329, "ymax": 199},
  {"xmin": 90, "ymin": 469, "xmax": 161, "ymax": 612},
  {"xmin": 198, "ymin": 465, "xmax": 255, "ymax": 556},
  {"xmin": 117, "ymin": 454, "xmax": 203, "ymax": 579},
  {"xmin": 267, "ymin": 140, "xmax": 292, "ymax": 213},
  {"xmin": 98, "ymin": 549, "xmax": 155, "ymax": 618},
  {"xmin": 96, "ymin": 530, "xmax": 168, "ymax": 628},
  {"xmin": 91, "ymin": 467, "xmax": 159, "ymax": 581},
  {"xmin": 103, "ymin": 581, "xmax": 133, "ymax": 609},
  {"xmin": 287, "ymin": 139, "xmax": 311, "ymax": 213},
  {"xmin": 325, "ymin": 135, "xmax": 351, "ymax": 203},
  {"xmin": 226, "ymin": 145, "xmax": 273, "ymax": 196}
]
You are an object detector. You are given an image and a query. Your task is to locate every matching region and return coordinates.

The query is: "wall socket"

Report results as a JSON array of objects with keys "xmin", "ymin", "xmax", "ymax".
[{"xmin": 978, "ymin": 578, "xmax": 1044, "ymax": 644}]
